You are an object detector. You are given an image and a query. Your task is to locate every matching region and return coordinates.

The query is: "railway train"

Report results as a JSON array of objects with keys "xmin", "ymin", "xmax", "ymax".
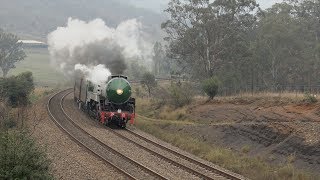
[{"xmin": 74, "ymin": 75, "xmax": 135, "ymax": 128}]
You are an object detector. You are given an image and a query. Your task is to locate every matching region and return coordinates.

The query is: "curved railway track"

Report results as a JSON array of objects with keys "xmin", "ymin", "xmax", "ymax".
[
  {"xmin": 48, "ymin": 89, "xmax": 166, "ymax": 180},
  {"xmin": 126, "ymin": 120, "xmax": 246, "ymax": 180},
  {"xmin": 49, "ymin": 89, "xmax": 245, "ymax": 180},
  {"xmin": 98, "ymin": 123, "xmax": 243, "ymax": 180},
  {"xmin": 123, "ymin": 129, "xmax": 243, "ymax": 180}
]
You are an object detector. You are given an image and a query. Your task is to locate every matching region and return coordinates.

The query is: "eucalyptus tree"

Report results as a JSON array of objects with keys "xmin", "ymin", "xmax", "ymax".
[
  {"xmin": 162, "ymin": 0, "xmax": 259, "ymax": 79},
  {"xmin": 0, "ymin": 30, "xmax": 26, "ymax": 77},
  {"xmin": 288, "ymin": 0, "xmax": 320, "ymax": 85},
  {"xmin": 153, "ymin": 42, "xmax": 164, "ymax": 76},
  {"xmin": 253, "ymin": 3, "xmax": 302, "ymax": 88}
]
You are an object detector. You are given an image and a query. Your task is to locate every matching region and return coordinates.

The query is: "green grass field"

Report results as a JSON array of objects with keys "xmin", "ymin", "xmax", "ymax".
[{"xmin": 7, "ymin": 48, "xmax": 68, "ymax": 87}]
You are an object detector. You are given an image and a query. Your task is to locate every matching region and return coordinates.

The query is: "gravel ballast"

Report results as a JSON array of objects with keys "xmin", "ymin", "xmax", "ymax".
[{"xmin": 27, "ymin": 95, "xmax": 127, "ymax": 180}]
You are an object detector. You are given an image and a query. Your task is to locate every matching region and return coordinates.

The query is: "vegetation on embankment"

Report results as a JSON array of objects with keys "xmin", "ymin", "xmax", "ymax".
[
  {"xmin": 0, "ymin": 130, "xmax": 52, "ymax": 179},
  {"xmin": 0, "ymin": 72, "xmax": 53, "ymax": 179},
  {"xmin": 135, "ymin": 93, "xmax": 320, "ymax": 180},
  {"xmin": 135, "ymin": 116, "xmax": 318, "ymax": 180}
]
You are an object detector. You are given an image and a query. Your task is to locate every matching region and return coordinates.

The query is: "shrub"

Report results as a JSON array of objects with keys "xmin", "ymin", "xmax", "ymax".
[
  {"xmin": 0, "ymin": 72, "xmax": 34, "ymax": 107},
  {"xmin": 241, "ymin": 145, "xmax": 251, "ymax": 154},
  {"xmin": 168, "ymin": 82, "xmax": 194, "ymax": 108},
  {"xmin": 202, "ymin": 76, "xmax": 220, "ymax": 100},
  {"xmin": 303, "ymin": 92, "xmax": 318, "ymax": 104},
  {"xmin": 0, "ymin": 131, "xmax": 52, "ymax": 179},
  {"xmin": 4, "ymin": 118, "xmax": 17, "ymax": 129},
  {"xmin": 141, "ymin": 72, "xmax": 157, "ymax": 97}
]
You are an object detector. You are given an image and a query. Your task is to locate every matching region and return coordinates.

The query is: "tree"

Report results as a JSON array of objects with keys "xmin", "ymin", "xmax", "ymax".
[
  {"xmin": 126, "ymin": 60, "xmax": 148, "ymax": 79},
  {"xmin": 253, "ymin": 3, "xmax": 301, "ymax": 88},
  {"xmin": 168, "ymin": 82, "xmax": 194, "ymax": 108},
  {"xmin": 250, "ymin": 1, "xmax": 320, "ymax": 90},
  {"xmin": 0, "ymin": 30, "xmax": 26, "ymax": 77},
  {"xmin": 288, "ymin": 0, "xmax": 320, "ymax": 86},
  {"xmin": 202, "ymin": 76, "xmax": 220, "ymax": 100},
  {"xmin": 153, "ymin": 42, "xmax": 164, "ymax": 76},
  {"xmin": 162, "ymin": 0, "xmax": 259, "ymax": 79},
  {"xmin": 141, "ymin": 72, "xmax": 157, "ymax": 97}
]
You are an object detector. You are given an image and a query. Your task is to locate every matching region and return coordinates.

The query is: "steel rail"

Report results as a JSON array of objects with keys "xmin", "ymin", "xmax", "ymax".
[
  {"xmin": 57, "ymin": 90, "xmax": 167, "ymax": 180},
  {"xmin": 105, "ymin": 127, "xmax": 216, "ymax": 179},
  {"xmin": 47, "ymin": 89, "xmax": 136, "ymax": 179},
  {"xmin": 126, "ymin": 118, "xmax": 244, "ymax": 180}
]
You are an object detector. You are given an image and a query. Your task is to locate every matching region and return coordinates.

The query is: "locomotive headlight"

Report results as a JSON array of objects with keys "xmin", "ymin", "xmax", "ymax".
[{"xmin": 116, "ymin": 89, "xmax": 123, "ymax": 95}]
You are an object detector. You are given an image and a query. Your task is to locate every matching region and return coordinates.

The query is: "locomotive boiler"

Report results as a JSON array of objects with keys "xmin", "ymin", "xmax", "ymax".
[{"xmin": 74, "ymin": 75, "xmax": 135, "ymax": 128}]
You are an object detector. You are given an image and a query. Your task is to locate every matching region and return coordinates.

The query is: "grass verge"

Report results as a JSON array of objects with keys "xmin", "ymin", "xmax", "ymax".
[
  {"xmin": 135, "ymin": 116, "xmax": 319, "ymax": 180},
  {"xmin": 7, "ymin": 48, "xmax": 68, "ymax": 87},
  {"xmin": 29, "ymin": 87, "xmax": 56, "ymax": 103}
]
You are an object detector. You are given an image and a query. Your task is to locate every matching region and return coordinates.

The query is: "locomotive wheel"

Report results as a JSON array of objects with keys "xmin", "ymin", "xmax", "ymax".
[
  {"xmin": 120, "ymin": 122, "xmax": 126, "ymax": 129},
  {"xmin": 96, "ymin": 113, "xmax": 100, "ymax": 122},
  {"xmin": 104, "ymin": 119, "xmax": 111, "ymax": 127}
]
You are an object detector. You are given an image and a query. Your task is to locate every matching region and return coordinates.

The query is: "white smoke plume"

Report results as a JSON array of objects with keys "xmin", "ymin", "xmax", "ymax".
[
  {"xmin": 74, "ymin": 64, "xmax": 111, "ymax": 84},
  {"xmin": 47, "ymin": 18, "xmax": 152, "ymax": 84}
]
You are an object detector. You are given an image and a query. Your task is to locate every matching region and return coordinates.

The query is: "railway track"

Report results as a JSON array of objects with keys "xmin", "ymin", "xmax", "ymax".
[
  {"xmin": 96, "ymin": 122, "xmax": 243, "ymax": 179},
  {"xmin": 127, "ymin": 115, "xmax": 245, "ymax": 179},
  {"xmin": 49, "ymin": 89, "xmax": 245, "ymax": 179},
  {"xmin": 48, "ymin": 89, "xmax": 166, "ymax": 179},
  {"xmin": 123, "ymin": 129, "xmax": 244, "ymax": 180},
  {"xmin": 66, "ymin": 92, "xmax": 246, "ymax": 180}
]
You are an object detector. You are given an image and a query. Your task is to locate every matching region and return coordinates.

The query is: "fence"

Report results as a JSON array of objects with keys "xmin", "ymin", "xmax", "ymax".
[{"xmin": 219, "ymin": 85, "xmax": 320, "ymax": 96}]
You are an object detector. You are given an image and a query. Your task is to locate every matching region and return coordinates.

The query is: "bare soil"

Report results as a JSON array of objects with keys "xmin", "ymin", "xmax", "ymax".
[{"xmin": 166, "ymin": 97, "xmax": 320, "ymax": 174}]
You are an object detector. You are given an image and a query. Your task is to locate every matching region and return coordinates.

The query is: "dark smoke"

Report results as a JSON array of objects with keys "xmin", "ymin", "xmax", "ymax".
[
  {"xmin": 48, "ymin": 18, "xmax": 153, "ymax": 82},
  {"xmin": 73, "ymin": 40, "xmax": 127, "ymax": 74}
]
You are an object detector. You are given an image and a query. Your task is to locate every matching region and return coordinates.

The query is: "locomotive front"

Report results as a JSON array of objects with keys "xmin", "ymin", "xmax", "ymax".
[
  {"xmin": 74, "ymin": 75, "xmax": 135, "ymax": 128},
  {"xmin": 99, "ymin": 75, "xmax": 135, "ymax": 128},
  {"xmin": 106, "ymin": 77, "xmax": 132, "ymax": 104}
]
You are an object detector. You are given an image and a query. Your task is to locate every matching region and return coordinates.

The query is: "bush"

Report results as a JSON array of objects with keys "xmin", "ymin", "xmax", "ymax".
[
  {"xmin": 0, "ymin": 131, "xmax": 52, "ymax": 179},
  {"xmin": 303, "ymin": 92, "xmax": 318, "ymax": 104},
  {"xmin": 168, "ymin": 82, "xmax": 194, "ymax": 108},
  {"xmin": 141, "ymin": 72, "xmax": 157, "ymax": 97},
  {"xmin": 202, "ymin": 76, "xmax": 220, "ymax": 100},
  {"xmin": 0, "ymin": 72, "xmax": 34, "ymax": 107}
]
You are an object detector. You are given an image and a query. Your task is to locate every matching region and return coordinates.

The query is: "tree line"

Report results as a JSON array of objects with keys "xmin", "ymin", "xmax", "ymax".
[{"xmin": 153, "ymin": 0, "xmax": 320, "ymax": 93}]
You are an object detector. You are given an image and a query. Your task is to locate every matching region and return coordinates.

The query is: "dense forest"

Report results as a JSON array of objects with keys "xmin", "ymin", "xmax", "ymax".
[{"xmin": 155, "ymin": 0, "xmax": 320, "ymax": 94}]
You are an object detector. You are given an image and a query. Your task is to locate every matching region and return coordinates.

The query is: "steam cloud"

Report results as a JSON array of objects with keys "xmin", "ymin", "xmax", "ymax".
[{"xmin": 47, "ymin": 18, "xmax": 151, "ymax": 84}]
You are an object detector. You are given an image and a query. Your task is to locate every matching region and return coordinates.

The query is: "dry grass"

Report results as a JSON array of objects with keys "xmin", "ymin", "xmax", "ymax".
[
  {"xmin": 214, "ymin": 92, "xmax": 312, "ymax": 104},
  {"xmin": 29, "ymin": 87, "xmax": 55, "ymax": 103},
  {"xmin": 137, "ymin": 91, "xmax": 316, "ymax": 123},
  {"xmin": 136, "ymin": 98, "xmax": 191, "ymax": 123}
]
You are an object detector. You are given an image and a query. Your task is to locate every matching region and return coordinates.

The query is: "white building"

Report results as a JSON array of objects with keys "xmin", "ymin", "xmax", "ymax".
[{"xmin": 18, "ymin": 40, "xmax": 48, "ymax": 48}]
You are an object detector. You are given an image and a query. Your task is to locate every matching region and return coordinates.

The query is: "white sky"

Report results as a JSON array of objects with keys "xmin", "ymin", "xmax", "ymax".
[
  {"xmin": 129, "ymin": 0, "xmax": 283, "ymax": 13},
  {"xmin": 258, "ymin": 0, "xmax": 283, "ymax": 9}
]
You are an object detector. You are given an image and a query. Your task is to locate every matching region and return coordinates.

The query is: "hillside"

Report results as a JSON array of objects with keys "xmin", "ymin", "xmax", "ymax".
[
  {"xmin": 117, "ymin": 0, "xmax": 169, "ymax": 13},
  {"xmin": 0, "ymin": 0, "xmax": 164, "ymax": 40}
]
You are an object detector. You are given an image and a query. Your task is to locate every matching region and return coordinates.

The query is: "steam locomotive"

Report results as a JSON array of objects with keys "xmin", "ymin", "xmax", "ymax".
[{"xmin": 74, "ymin": 75, "xmax": 135, "ymax": 128}]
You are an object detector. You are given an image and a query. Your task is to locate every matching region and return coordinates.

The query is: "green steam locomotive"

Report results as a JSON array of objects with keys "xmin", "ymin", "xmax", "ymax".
[{"xmin": 74, "ymin": 75, "xmax": 135, "ymax": 128}]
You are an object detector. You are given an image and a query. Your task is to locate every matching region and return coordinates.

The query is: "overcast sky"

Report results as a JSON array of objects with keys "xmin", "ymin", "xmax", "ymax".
[{"xmin": 127, "ymin": 0, "xmax": 283, "ymax": 13}]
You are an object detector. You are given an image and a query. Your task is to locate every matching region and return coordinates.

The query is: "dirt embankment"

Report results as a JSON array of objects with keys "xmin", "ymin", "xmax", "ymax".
[{"xmin": 167, "ymin": 98, "xmax": 320, "ymax": 173}]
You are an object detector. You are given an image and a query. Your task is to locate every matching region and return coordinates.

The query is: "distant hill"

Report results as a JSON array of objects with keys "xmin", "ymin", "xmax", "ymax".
[
  {"xmin": 0, "ymin": 0, "xmax": 164, "ymax": 40},
  {"xmin": 117, "ymin": 0, "xmax": 169, "ymax": 13}
]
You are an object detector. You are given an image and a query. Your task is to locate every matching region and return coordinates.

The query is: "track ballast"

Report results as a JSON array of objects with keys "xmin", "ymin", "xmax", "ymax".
[{"xmin": 48, "ymin": 89, "xmax": 245, "ymax": 180}]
